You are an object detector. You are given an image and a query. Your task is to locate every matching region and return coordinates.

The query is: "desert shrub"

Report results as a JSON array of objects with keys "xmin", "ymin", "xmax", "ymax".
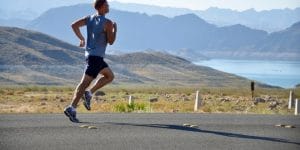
[{"xmin": 114, "ymin": 103, "xmax": 147, "ymax": 112}]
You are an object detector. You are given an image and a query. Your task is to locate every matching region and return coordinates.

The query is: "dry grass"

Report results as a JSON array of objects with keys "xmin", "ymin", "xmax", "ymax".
[{"xmin": 0, "ymin": 85, "xmax": 298, "ymax": 114}]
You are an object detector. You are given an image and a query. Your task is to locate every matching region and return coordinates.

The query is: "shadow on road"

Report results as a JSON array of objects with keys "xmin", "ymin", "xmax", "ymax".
[{"xmin": 99, "ymin": 122, "xmax": 300, "ymax": 146}]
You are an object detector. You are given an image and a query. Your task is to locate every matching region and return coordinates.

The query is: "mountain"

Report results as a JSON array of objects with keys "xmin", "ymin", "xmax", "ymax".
[
  {"xmin": 28, "ymin": 4, "xmax": 294, "ymax": 60},
  {"xmin": 0, "ymin": 0, "xmax": 89, "ymax": 20},
  {"xmin": 1, "ymin": 1, "xmax": 300, "ymax": 32},
  {"xmin": 197, "ymin": 7, "xmax": 300, "ymax": 33},
  {"xmin": 27, "ymin": 4, "xmax": 93, "ymax": 48},
  {"xmin": 256, "ymin": 21, "xmax": 300, "ymax": 51},
  {"xmin": 197, "ymin": 21, "xmax": 300, "ymax": 60},
  {"xmin": 0, "ymin": 26, "xmax": 83, "ymax": 65},
  {"xmin": 109, "ymin": 1, "xmax": 300, "ymax": 33},
  {"xmin": 26, "ymin": 4, "xmax": 300, "ymax": 60},
  {"xmin": 0, "ymin": 26, "xmax": 85, "ymax": 85},
  {"xmin": 0, "ymin": 18, "xmax": 30, "ymax": 28},
  {"xmin": 26, "ymin": 4, "xmax": 268, "ymax": 51},
  {"xmin": 106, "ymin": 51, "xmax": 251, "ymax": 86},
  {"xmin": 0, "ymin": 9, "xmax": 38, "ymax": 20},
  {"xmin": 109, "ymin": 1, "xmax": 193, "ymax": 18},
  {"xmin": 26, "ymin": 4, "xmax": 267, "ymax": 50},
  {"xmin": 0, "ymin": 26, "xmax": 260, "ymax": 87}
]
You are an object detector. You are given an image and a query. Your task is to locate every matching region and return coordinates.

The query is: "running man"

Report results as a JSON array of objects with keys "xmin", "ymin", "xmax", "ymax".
[{"xmin": 64, "ymin": 0, "xmax": 117, "ymax": 123}]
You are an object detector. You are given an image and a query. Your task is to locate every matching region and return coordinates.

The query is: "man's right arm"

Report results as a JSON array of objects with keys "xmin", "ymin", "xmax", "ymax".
[{"xmin": 71, "ymin": 17, "xmax": 87, "ymax": 47}]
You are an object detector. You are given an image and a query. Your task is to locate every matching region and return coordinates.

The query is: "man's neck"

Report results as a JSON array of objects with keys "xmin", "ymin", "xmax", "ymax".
[{"xmin": 97, "ymin": 11, "xmax": 105, "ymax": 16}]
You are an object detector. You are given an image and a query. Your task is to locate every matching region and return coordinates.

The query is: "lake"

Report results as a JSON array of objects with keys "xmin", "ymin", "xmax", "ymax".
[{"xmin": 194, "ymin": 59, "xmax": 300, "ymax": 88}]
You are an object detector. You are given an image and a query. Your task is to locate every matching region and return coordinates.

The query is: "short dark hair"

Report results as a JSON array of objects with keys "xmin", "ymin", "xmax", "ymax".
[{"xmin": 94, "ymin": 0, "xmax": 107, "ymax": 10}]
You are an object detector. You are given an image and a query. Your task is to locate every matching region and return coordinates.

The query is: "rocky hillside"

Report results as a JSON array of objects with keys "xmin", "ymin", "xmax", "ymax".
[
  {"xmin": 0, "ymin": 26, "xmax": 84, "ymax": 65},
  {"xmin": 0, "ymin": 26, "xmax": 267, "ymax": 87}
]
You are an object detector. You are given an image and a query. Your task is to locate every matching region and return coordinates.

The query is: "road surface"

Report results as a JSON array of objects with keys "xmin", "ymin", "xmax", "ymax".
[{"xmin": 0, "ymin": 113, "xmax": 299, "ymax": 150}]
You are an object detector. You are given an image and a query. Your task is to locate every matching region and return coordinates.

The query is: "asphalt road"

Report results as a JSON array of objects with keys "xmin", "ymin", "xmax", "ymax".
[{"xmin": 0, "ymin": 113, "xmax": 300, "ymax": 150}]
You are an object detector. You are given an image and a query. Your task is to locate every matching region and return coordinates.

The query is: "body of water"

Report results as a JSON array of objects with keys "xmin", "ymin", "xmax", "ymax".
[{"xmin": 194, "ymin": 59, "xmax": 300, "ymax": 88}]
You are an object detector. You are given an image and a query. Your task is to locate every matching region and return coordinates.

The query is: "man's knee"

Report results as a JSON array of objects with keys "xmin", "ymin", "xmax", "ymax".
[{"xmin": 105, "ymin": 73, "xmax": 114, "ymax": 82}]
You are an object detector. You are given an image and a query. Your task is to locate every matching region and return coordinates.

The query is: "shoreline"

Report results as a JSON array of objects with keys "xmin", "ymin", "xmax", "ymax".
[{"xmin": 194, "ymin": 59, "xmax": 300, "ymax": 88}]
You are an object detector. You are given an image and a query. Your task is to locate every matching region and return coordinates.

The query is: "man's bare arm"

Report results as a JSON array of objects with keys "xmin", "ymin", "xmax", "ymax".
[
  {"xmin": 71, "ymin": 17, "xmax": 87, "ymax": 47},
  {"xmin": 105, "ymin": 20, "xmax": 117, "ymax": 45}
]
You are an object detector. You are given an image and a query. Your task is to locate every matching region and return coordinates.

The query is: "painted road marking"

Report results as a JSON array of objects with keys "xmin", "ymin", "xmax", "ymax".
[
  {"xmin": 88, "ymin": 126, "xmax": 97, "ymax": 129},
  {"xmin": 275, "ymin": 124, "xmax": 296, "ymax": 128},
  {"xmin": 80, "ymin": 125, "xmax": 89, "ymax": 128},
  {"xmin": 183, "ymin": 123, "xmax": 191, "ymax": 127},
  {"xmin": 190, "ymin": 125, "xmax": 198, "ymax": 128},
  {"xmin": 79, "ymin": 125, "xmax": 97, "ymax": 129}
]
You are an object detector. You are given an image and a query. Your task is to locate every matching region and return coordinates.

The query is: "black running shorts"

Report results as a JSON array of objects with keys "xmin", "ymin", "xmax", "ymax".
[{"xmin": 85, "ymin": 56, "xmax": 109, "ymax": 78}]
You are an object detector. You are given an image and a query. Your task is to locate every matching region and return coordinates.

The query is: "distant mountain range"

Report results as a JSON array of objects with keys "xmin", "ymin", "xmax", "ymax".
[
  {"xmin": 109, "ymin": 1, "xmax": 300, "ymax": 33},
  {"xmin": 0, "ymin": 26, "xmax": 268, "ymax": 88},
  {"xmin": 0, "ymin": 0, "xmax": 86, "ymax": 19},
  {"xmin": 26, "ymin": 4, "xmax": 300, "ymax": 60},
  {"xmin": 0, "ymin": 18, "xmax": 30, "ymax": 29},
  {"xmin": 1, "ymin": 1, "xmax": 299, "ymax": 33}
]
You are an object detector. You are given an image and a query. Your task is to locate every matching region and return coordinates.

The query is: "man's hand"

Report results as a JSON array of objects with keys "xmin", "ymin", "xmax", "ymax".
[
  {"xmin": 71, "ymin": 17, "xmax": 87, "ymax": 47},
  {"xmin": 79, "ymin": 39, "xmax": 85, "ymax": 47}
]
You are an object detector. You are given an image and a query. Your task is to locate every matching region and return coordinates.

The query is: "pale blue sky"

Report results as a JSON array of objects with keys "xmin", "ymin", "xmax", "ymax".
[
  {"xmin": 111, "ymin": 0, "xmax": 300, "ymax": 11},
  {"xmin": 1, "ymin": 0, "xmax": 299, "ymax": 12}
]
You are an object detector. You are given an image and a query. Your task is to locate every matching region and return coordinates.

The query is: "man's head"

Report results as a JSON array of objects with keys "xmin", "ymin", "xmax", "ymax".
[{"xmin": 94, "ymin": 0, "xmax": 109, "ymax": 13}]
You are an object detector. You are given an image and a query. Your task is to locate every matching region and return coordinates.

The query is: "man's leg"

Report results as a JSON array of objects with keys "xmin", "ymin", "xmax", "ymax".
[
  {"xmin": 64, "ymin": 74, "xmax": 94, "ymax": 122},
  {"xmin": 71, "ymin": 74, "xmax": 94, "ymax": 108},
  {"xmin": 90, "ymin": 67, "xmax": 114, "ymax": 94}
]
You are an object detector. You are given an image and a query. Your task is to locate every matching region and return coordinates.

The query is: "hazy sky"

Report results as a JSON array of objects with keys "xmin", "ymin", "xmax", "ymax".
[
  {"xmin": 0, "ymin": 0, "xmax": 299, "ymax": 12},
  {"xmin": 111, "ymin": 0, "xmax": 300, "ymax": 11}
]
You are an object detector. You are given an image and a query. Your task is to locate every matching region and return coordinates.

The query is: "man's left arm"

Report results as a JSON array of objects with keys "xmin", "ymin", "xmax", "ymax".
[{"xmin": 105, "ymin": 20, "xmax": 117, "ymax": 45}]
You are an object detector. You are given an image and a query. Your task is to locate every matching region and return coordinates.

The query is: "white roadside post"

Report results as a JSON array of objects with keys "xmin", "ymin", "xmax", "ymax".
[
  {"xmin": 148, "ymin": 96, "xmax": 152, "ymax": 113},
  {"xmin": 288, "ymin": 90, "xmax": 294, "ymax": 109},
  {"xmin": 295, "ymin": 99, "xmax": 299, "ymax": 116},
  {"xmin": 194, "ymin": 90, "xmax": 200, "ymax": 112},
  {"xmin": 128, "ymin": 95, "xmax": 133, "ymax": 105}
]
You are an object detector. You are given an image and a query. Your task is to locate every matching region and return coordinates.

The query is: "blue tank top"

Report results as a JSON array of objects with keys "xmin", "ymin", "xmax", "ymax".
[{"xmin": 85, "ymin": 14, "xmax": 108, "ymax": 58}]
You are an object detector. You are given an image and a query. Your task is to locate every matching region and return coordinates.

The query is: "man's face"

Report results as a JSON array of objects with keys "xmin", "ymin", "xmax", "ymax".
[{"xmin": 101, "ymin": 2, "xmax": 109, "ymax": 13}]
